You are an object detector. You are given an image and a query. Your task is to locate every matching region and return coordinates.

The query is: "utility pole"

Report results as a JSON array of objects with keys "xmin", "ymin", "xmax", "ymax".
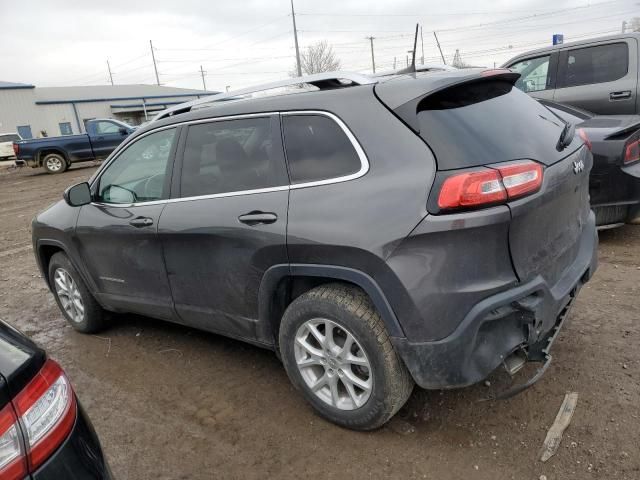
[
  {"xmin": 150, "ymin": 39, "xmax": 160, "ymax": 85},
  {"xmin": 291, "ymin": 0, "xmax": 302, "ymax": 77},
  {"xmin": 622, "ymin": 20, "xmax": 627, "ymax": 33},
  {"xmin": 393, "ymin": 56, "xmax": 397, "ymax": 70},
  {"xmin": 366, "ymin": 36, "xmax": 376, "ymax": 73},
  {"xmin": 200, "ymin": 65, "xmax": 207, "ymax": 91},
  {"xmin": 433, "ymin": 31, "xmax": 446, "ymax": 65},
  {"xmin": 106, "ymin": 59, "xmax": 114, "ymax": 85},
  {"xmin": 420, "ymin": 27, "xmax": 424, "ymax": 65}
]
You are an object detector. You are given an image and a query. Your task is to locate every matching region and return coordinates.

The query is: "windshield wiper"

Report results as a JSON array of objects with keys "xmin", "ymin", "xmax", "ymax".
[{"xmin": 556, "ymin": 121, "xmax": 576, "ymax": 151}]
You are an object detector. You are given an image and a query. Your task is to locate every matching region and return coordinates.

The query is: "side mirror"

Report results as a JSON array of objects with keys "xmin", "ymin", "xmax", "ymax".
[
  {"xmin": 63, "ymin": 182, "xmax": 92, "ymax": 207},
  {"xmin": 119, "ymin": 127, "xmax": 129, "ymax": 135}
]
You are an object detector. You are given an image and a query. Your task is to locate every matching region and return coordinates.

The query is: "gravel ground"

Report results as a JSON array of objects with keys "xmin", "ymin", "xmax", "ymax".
[{"xmin": 0, "ymin": 163, "xmax": 638, "ymax": 480}]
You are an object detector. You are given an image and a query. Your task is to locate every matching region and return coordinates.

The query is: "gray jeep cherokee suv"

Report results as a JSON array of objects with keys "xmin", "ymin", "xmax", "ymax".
[{"xmin": 32, "ymin": 69, "xmax": 597, "ymax": 430}]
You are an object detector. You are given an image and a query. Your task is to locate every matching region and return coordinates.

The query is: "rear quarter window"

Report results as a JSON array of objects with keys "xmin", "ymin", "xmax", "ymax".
[
  {"xmin": 417, "ymin": 80, "xmax": 566, "ymax": 170},
  {"xmin": 282, "ymin": 114, "xmax": 362, "ymax": 184}
]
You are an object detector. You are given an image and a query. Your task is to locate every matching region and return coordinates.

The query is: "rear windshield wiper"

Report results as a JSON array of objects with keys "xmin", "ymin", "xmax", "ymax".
[{"xmin": 556, "ymin": 121, "xmax": 576, "ymax": 151}]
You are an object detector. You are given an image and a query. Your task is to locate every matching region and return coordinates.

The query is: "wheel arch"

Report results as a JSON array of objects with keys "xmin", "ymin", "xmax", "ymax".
[
  {"xmin": 36, "ymin": 239, "xmax": 97, "ymax": 294},
  {"xmin": 258, "ymin": 264, "xmax": 406, "ymax": 348},
  {"xmin": 37, "ymin": 148, "xmax": 68, "ymax": 167}
]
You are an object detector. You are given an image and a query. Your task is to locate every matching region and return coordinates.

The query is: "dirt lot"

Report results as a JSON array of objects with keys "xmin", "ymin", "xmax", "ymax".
[{"xmin": 0, "ymin": 163, "xmax": 638, "ymax": 480}]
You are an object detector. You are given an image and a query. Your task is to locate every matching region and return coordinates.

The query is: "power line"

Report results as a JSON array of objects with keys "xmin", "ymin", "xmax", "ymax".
[{"xmin": 295, "ymin": 4, "xmax": 611, "ymax": 16}]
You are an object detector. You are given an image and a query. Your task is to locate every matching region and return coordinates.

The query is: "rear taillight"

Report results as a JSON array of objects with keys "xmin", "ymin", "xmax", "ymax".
[
  {"xmin": 438, "ymin": 170, "xmax": 506, "ymax": 209},
  {"xmin": 624, "ymin": 138, "xmax": 640, "ymax": 164},
  {"xmin": 0, "ymin": 360, "xmax": 76, "ymax": 478},
  {"xmin": 14, "ymin": 360, "xmax": 76, "ymax": 471},
  {"xmin": 437, "ymin": 161, "xmax": 543, "ymax": 211},
  {"xmin": 577, "ymin": 129, "xmax": 592, "ymax": 151},
  {"xmin": 12, "ymin": 143, "xmax": 19, "ymax": 156},
  {"xmin": 0, "ymin": 405, "xmax": 27, "ymax": 480}
]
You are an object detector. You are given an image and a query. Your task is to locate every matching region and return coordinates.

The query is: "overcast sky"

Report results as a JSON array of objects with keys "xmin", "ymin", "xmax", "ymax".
[{"xmin": 0, "ymin": 0, "xmax": 637, "ymax": 92}]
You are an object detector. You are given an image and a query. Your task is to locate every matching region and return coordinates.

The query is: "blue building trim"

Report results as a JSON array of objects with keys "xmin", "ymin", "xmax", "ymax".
[
  {"xmin": 110, "ymin": 101, "xmax": 186, "ymax": 108},
  {"xmin": 35, "ymin": 92, "xmax": 217, "ymax": 105},
  {"xmin": 0, "ymin": 84, "xmax": 35, "ymax": 90}
]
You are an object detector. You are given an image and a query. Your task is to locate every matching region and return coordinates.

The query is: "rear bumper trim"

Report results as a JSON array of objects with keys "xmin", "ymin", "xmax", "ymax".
[{"xmin": 392, "ymin": 212, "xmax": 597, "ymax": 390}]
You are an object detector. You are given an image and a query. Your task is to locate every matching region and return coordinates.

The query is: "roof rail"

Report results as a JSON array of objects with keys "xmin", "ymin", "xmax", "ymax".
[{"xmin": 152, "ymin": 71, "xmax": 377, "ymax": 122}]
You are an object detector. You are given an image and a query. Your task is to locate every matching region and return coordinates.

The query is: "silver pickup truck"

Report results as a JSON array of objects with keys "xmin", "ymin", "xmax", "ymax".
[{"xmin": 503, "ymin": 33, "xmax": 640, "ymax": 115}]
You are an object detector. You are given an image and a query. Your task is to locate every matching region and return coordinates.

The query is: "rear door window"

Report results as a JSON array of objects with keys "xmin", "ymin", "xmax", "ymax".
[
  {"xmin": 560, "ymin": 43, "xmax": 628, "ymax": 87},
  {"xmin": 510, "ymin": 55, "xmax": 551, "ymax": 92},
  {"xmin": 282, "ymin": 114, "xmax": 362, "ymax": 184},
  {"xmin": 179, "ymin": 116, "xmax": 287, "ymax": 197}
]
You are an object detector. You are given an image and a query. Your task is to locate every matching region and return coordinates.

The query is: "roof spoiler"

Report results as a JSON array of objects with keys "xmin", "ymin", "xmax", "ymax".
[
  {"xmin": 152, "ymin": 71, "xmax": 377, "ymax": 122},
  {"xmin": 390, "ymin": 69, "xmax": 520, "ymax": 133}
]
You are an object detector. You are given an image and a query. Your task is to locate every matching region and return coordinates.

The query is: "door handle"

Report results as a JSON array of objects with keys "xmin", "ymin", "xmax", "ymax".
[
  {"xmin": 610, "ymin": 90, "xmax": 632, "ymax": 100},
  {"xmin": 238, "ymin": 211, "xmax": 277, "ymax": 226},
  {"xmin": 129, "ymin": 217, "xmax": 154, "ymax": 228}
]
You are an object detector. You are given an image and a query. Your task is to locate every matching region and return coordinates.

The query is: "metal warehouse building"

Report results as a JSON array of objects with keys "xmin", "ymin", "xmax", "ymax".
[{"xmin": 0, "ymin": 81, "xmax": 215, "ymax": 139}]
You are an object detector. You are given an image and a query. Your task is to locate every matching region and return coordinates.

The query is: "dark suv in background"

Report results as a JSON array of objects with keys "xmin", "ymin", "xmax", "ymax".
[{"xmin": 32, "ymin": 70, "xmax": 597, "ymax": 430}]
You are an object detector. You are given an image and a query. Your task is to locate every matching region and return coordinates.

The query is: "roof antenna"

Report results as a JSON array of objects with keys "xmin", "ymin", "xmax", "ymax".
[{"xmin": 396, "ymin": 24, "xmax": 419, "ymax": 74}]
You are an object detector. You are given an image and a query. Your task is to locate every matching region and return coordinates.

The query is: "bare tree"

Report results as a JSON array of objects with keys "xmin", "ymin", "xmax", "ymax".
[
  {"xmin": 630, "ymin": 17, "xmax": 640, "ymax": 32},
  {"xmin": 294, "ymin": 41, "xmax": 341, "ymax": 75}
]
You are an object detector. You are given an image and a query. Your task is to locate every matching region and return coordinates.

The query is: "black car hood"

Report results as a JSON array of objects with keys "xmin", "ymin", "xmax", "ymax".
[{"xmin": 0, "ymin": 319, "xmax": 46, "ymax": 404}]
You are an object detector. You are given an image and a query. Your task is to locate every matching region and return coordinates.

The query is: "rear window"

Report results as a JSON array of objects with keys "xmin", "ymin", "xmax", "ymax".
[
  {"xmin": 417, "ymin": 80, "xmax": 566, "ymax": 170},
  {"xmin": 282, "ymin": 114, "xmax": 362, "ymax": 184},
  {"xmin": 560, "ymin": 43, "xmax": 628, "ymax": 87}
]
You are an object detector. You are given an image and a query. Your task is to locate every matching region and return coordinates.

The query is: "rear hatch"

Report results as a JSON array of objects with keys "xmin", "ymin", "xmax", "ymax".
[{"xmin": 375, "ymin": 71, "xmax": 592, "ymax": 286}]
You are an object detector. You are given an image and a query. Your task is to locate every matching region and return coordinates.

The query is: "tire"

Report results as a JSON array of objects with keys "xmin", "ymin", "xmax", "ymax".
[
  {"xmin": 279, "ymin": 283, "xmax": 414, "ymax": 430},
  {"xmin": 42, "ymin": 153, "xmax": 68, "ymax": 174},
  {"xmin": 48, "ymin": 252, "xmax": 106, "ymax": 333}
]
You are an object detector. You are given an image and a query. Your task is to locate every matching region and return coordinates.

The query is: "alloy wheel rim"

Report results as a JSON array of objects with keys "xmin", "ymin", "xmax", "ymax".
[
  {"xmin": 46, "ymin": 157, "xmax": 63, "ymax": 171},
  {"xmin": 53, "ymin": 268, "xmax": 84, "ymax": 323},
  {"xmin": 294, "ymin": 318, "xmax": 372, "ymax": 410}
]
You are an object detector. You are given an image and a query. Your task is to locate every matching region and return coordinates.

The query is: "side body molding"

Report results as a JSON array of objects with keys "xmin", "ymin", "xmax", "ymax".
[{"xmin": 257, "ymin": 263, "xmax": 406, "ymax": 345}]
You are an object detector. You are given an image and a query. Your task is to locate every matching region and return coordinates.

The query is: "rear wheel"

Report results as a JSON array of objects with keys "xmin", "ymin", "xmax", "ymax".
[
  {"xmin": 48, "ymin": 252, "xmax": 106, "ymax": 333},
  {"xmin": 279, "ymin": 283, "xmax": 414, "ymax": 430},
  {"xmin": 42, "ymin": 153, "xmax": 67, "ymax": 174}
]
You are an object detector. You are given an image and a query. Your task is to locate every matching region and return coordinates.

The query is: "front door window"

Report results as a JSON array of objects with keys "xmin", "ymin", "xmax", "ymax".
[{"xmin": 97, "ymin": 128, "xmax": 176, "ymax": 204}]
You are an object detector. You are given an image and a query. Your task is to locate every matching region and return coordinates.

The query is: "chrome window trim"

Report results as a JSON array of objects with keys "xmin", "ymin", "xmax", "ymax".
[{"xmin": 90, "ymin": 110, "xmax": 368, "ymax": 208}]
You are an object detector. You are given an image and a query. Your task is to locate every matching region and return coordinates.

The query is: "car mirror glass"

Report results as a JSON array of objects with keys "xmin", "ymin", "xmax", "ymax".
[{"xmin": 63, "ymin": 182, "xmax": 92, "ymax": 207}]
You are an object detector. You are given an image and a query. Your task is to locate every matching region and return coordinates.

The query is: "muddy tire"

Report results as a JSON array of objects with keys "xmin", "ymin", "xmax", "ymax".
[
  {"xmin": 279, "ymin": 283, "xmax": 414, "ymax": 430},
  {"xmin": 48, "ymin": 252, "xmax": 106, "ymax": 333},
  {"xmin": 42, "ymin": 153, "xmax": 68, "ymax": 174}
]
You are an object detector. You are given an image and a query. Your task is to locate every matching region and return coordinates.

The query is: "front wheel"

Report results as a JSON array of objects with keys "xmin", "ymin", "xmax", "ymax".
[
  {"xmin": 279, "ymin": 283, "xmax": 414, "ymax": 430},
  {"xmin": 42, "ymin": 153, "xmax": 68, "ymax": 174},
  {"xmin": 48, "ymin": 252, "xmax": 106, "ymax": 333}
]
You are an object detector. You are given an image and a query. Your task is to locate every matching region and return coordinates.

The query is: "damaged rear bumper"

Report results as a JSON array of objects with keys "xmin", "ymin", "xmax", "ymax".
[{"xmin": 392, "ymin": 212, "xmax": 598, "ymax": 390}]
